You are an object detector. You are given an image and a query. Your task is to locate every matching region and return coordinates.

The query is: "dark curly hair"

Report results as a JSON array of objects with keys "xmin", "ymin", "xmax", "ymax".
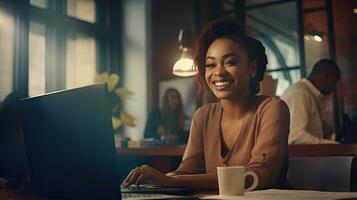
[{"xmin": 194, "ymin": 17, "xmax": 268, "ymax": 94}]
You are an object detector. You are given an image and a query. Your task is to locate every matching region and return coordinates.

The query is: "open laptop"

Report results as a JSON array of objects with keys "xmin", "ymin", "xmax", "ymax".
[
  {"xmin": 121, "ymin": 184, "xmax": 194, "ymax": 195},
  {"xmin": 21, "ymin": 83, "xmax": 121, "ymax": 199}
]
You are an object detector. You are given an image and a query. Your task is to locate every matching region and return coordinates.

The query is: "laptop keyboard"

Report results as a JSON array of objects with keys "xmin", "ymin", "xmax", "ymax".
[
  {"xmin": 121, "ymin": 184, "xmax": 194, "ymax": 194},
  {"xmin": 122, "ymin": 193, "xmax": 182, "ymax": 200}
]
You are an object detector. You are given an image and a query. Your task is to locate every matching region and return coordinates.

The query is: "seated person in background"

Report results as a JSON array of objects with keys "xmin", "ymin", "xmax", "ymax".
[
  {"xmin": 122, "ymin": 17, "xmax": 290, "ymax": 190},
  {"xmin": 144, "ymin": 88, "xmax": 188, "ymax": 145},
  {"xmin": 281, "ymin": 59, "xmax": 340, "ymax": 145}
]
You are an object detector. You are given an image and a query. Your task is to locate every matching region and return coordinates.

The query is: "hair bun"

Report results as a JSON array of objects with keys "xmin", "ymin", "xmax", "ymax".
[{"xmin": 207, "ymin": 17, "xmax": 245, "ymax": 37}]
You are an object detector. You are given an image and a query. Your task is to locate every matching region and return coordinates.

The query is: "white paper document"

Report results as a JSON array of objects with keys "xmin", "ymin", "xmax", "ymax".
[{"xmin": 200, "ymin": 189, "xmax": 357, "ymax": 200}]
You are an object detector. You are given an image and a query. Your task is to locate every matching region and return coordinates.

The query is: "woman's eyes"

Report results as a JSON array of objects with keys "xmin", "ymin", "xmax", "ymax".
[
  {"xmin": 205, "ymin": 60, "xmax": 238, "ymax": 68},
  {"xmin": 205, "ymin": 63, "xmax": 215, "ymax": 68},
  {"xmin": 224, "ymin": 60, "xmax": 237, "ymax": 66}
]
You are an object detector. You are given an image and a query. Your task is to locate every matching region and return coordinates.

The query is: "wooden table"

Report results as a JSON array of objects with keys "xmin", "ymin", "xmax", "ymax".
[
  {"xmin": 0, "ymin": 189, "xmax": 208, "ymax": 200},
  {"xmin": 3, "ymin": 188, "xmax": 357, "ymax": 200},
  {"xmin": 288, "ymin": 144, "xmax": 357, "ymax": 157},
  {"xmin": 117, "ymin": 146, "xmax": 185, "ymax": 173},
  {"xmin": 116, "ymin": 144, "xmax": 357, "ymax": 172},
  {"xmin": 0, "ymin": 189, "xmax": 50, "ymax": 200},
  {"xmin": 117, "ymin": 144, "xmax": 357, "ymax": 158},
  {"xmin": 117, "ymin": 144, "xmax": 357, "ymax": 157},
  {"xmin": 117, "ymin": 146, "xmax": 185, "ymax": 156}
]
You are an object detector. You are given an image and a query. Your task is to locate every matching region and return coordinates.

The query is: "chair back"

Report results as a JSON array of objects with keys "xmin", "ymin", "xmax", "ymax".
[{"xmin": 288, "ymin": 156, "xmax": 353, "ymax": 191}]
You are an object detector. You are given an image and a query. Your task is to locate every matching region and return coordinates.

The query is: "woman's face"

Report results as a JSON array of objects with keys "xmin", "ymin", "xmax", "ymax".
[
  {"xmin": 205, "ymin": 38, "xmax": 257, "ymax": 100},
  {"xmin": 168, "ymin": 90, "xmax": 179, "ymax": 110}
]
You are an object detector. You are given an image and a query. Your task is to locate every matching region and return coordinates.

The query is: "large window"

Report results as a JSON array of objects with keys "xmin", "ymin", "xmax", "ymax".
[
  {"xmin": 0, "ymin": 0, "xmax": 121, "ymax": 99},
  {"xmin": 245, "ymin": 1, "xmax": 301, "ymax": 96},
  {"xmin": 0, "ymin": 8, "xmax": 15, "ymax": 100},
  {"xmin": 66, "ymin": 31, "xmax": 96, "ymax": 89},
  {"xmin": 66, "ymin": 0, "xmax": 96, "ymax": 23},
  {"xmin": 29, "ymin": 0, "xmax": 99, "ymax": 94},
  {"xmin": 29, "ymin": 21, "xmax": 46, "ymax": 96}
]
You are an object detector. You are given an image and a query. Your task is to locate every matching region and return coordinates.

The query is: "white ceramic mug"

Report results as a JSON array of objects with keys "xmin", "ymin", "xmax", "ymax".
[{"xmin": 217, "ymin": 166, "xmax": 259, "ymax": 196}]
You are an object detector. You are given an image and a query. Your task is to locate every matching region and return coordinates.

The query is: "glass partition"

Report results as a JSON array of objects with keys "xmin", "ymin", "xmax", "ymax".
[
  {"xmin": 302, "ymin": 0, "xmax": 329, "ymax": 75},
  {"xmin": 246, "ymin": 1, "xmax": 301, "ymax": 96}
]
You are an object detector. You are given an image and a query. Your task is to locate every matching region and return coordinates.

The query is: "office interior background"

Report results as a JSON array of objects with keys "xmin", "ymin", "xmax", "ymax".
[{"xmin": 0, "ymin": 0, "xmax": 356, "ymax": 141}]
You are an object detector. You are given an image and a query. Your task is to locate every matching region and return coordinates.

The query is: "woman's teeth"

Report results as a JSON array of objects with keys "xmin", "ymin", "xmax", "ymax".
[{"xmin": 214, "ymin": 81, "xmax": 229, "ymax": 87}]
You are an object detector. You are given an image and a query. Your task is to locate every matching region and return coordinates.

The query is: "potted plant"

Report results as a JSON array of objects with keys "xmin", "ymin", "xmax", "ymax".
[{"xmin": 95, "ymin": 72, "xmax": 135, "ymax": 146}]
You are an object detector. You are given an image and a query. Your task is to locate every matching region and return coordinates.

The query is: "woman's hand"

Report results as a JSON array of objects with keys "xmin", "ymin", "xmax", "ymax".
[
  {"xmin": 165, "ymin": 133, "xmax": 178, "ymax": 145},
  {"xmin": 157, "ymin": 126, "xmax": 166, "ymax": 135},
  {"xmin": 121, "ymin": 165, "xmax": 175, "ymax": 188}
]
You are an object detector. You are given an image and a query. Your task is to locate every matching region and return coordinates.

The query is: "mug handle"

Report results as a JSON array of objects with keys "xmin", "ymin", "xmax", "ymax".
[{"xmin": 244, "ymin": 171, "xmax": 259, "ymax": 192}]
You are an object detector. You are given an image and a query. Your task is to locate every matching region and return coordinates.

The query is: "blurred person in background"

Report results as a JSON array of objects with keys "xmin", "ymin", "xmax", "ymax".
[
  {"xmin": 281, "ymin": 59, "xmax": 340, "ymax": 144},
  {"xmin": 144, "ymin": 88, "xmax": 188, "ymax": 145}
]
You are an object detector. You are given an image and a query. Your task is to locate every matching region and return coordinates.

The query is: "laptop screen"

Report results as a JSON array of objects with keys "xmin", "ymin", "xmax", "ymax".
[{"xmin": 21, "ymin": 83, "xmax": 120, "ymax": 199}]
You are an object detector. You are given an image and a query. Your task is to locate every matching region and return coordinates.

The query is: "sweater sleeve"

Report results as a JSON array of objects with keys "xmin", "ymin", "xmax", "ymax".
[{"xmin": 246, "ymin": 99, "xmax": 290, "ymax": 189}]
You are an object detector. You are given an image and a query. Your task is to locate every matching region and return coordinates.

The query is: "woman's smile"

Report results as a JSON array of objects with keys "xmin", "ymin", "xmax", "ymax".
[{"xmin": 212, "ymin": 80, "xmax": 233, "ymax": 90}]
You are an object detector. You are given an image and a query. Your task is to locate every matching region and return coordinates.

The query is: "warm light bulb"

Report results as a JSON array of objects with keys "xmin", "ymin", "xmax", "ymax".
[
  {"xmin": 172, "ymin": 58, "xmax": 198, "ymax": 77},
  {"xmin": 353, "ymin": 8, "xmax": 357, "ymax": 14},
  {"xmin": 313, "ymin": 35, "xmax": 322, "ymax": 42}
]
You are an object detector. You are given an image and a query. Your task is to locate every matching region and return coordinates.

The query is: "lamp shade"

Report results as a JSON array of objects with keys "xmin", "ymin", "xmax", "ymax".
[
  {"xmin": 172, "ymin": 58, "xmax": 198, "ymax": 76},
  {"xmin": 172, "ymin": 29, "xmax": 198, "ymax": 77}
]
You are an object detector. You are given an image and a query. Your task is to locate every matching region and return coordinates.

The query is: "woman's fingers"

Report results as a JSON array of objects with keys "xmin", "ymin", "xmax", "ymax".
[
  {"xmin": 135, "ymin": 173, "xmax": 146, "ymax": 186},
  {"xmin": 127, "ymin": 168, "xmax": 142, "ymax": 186},
  {"xmin": 121, "ymin": 169, "xmax": 136, "ymax": 187},
  {"xmin": 122, "ymin": 165, "xmax": 170, "ymax": 188},
  {"xmin": 122, "ymin": 167, "xmax": 140, "ymax": 187}
]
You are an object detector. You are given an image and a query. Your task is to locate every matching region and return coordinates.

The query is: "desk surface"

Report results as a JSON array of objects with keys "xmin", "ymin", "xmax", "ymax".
[
  {"xmin": 202, "ymin": 189, "xmax": 357, "ymax": 200},
  {"xmin": 288, "ymin": 144, "xmax": 357, "ymax": 157},
  {"xmin": 2, "ymin": 188, "xmax": 357, "ymax": 200},
  {"xmin": 117, "ymin": 146, "xmax": 185, "ymax": 156},
  {"xmin": 0, "ymin": 188, "xmax": 213, "ymax": 200},
  {"xmin": 0, "ymin": 189, "xmax": 49, "ymax": 200}
]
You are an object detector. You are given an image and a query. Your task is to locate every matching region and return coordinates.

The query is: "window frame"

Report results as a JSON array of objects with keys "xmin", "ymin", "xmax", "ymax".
[
  {"xmin": 221, "ymin": 0, "xmax": 305, "ymax": 92},
  {"xmin": 3, "ymin": 0, "xmax": 122, "ymax": 96}
]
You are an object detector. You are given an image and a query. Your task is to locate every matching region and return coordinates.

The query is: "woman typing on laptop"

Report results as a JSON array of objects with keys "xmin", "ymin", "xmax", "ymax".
[{"xmin": 122, "ymin": 18, "xmax": 289, "ymax": 190}]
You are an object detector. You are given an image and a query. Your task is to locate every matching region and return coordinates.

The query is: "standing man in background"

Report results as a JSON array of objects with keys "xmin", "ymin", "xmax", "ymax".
[{"xmin": 281, "ymin": 59, "xmax": 340, "ymax": 144}]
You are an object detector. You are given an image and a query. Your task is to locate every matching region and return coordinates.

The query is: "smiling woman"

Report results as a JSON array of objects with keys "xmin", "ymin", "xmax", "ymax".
[
  {"xmin": 204, "ymin": 39, "xmax": 256, "ymax": 100},
  {"xmin": 122, "ymin": 17, "xmax": 290, "ymax": 190}
]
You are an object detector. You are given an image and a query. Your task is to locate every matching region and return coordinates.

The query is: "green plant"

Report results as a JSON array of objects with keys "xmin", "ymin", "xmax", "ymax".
[{"xmin": 95, "ymin": 72, "xmax": 135, "ymax": 132}]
